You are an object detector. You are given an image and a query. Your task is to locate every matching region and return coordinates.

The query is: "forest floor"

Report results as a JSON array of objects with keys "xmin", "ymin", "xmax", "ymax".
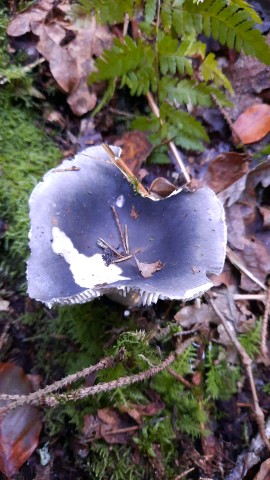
[{"xmin": 1, "ymin": 1, "xmax": 270, "ymax": 479}]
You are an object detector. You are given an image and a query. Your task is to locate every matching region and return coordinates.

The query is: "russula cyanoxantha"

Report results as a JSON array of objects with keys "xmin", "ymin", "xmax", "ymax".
[{"xmin": 27, "ymin": 145, "xmax": 226, "ymax": 307}]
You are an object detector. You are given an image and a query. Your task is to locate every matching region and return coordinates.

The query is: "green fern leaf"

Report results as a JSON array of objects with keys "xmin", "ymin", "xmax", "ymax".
[
  {"xmin": 160, "ymin": 77, "xmax": 213, "ymax": 106},
  {"xmin": 229, "ymin": 0, "xmax": 262, "ymax": 24},
  {"xmin": 161, "ymin": 0, "xmax": 173, "ymax": 30},
  {"xmin": 89, "ymin": 37, "xmax": 154, "ymax": 83},
  {"xmin": 145, "ymin": 0, "xmax": 157, "ymax": 23},
  {"xmin": 81, "ymin": 0, "xmax": 135, "ymax": 24},
  {"xmin": 158, "ymin": 36, "xmax": 193, "ymax": 75},
  {"xmin": 173, "ymin": 0, "xmax": 270, "ymax": 65},
  {"xmin": 201, "ymin": 53, "xmax": 234, "ymax": 94}
]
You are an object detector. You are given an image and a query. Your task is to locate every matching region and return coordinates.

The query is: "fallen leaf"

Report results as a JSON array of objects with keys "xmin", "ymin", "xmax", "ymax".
[
  {"xmin": 121, "ymin": 399, "xmax": 164, "ymax": 424},
  {"xmin": 233, "ymin": 104, "xmax": 270, "ymax": 144},
  {"xmin": 149, "ymin": 177, "xmax": 177, "ymax": 198},
  {"xmin": 0, "ymin": 363, "xmax": 42, "ymax": 478},
  {"xmin": 7, "ymin": 1, "xmax": 112, "ymax": 116},
  {"xmin": 135, "ymin": 257, "xmax": 165, "ymax": 278},
  {"xmin": 254, "ymin": 458, "xmax": 270, "ymax": 480},
  {"xmin": 204, "ymin": 152, "xmax": 250, "ymax": 193},
  {"xmin": 114, "ymin": 131, "xmax": 153, "ymax": 175},
  {"xmin": 83, "ymin": 408, "xmax": 138, "ymax": 445}
]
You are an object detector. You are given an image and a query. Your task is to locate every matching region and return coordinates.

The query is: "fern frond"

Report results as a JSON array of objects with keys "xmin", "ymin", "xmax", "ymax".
[
  {"xmin": 173, "ymin": 0, "xmax": 270, "ymax": 64},
  {"xmin": 228, "ymin": 0, "xmax": 262, "ymax": 24},
  {"xmin": 201, "ymin": 53, "xmax": 234, "ymax": 94},
  {"xmin": 161, "ymin": 0, "xmax": 173, "ymax": 30},
  {"xmin": 160, "ymin": 77, "xmax": 213, "ymax": 106},
  {"xmin": 239, "ymin": 319, "xmax": 262, "ymax": 359},
  {"xmin": 121, "ymin": 67, "xmax": 157, "ymax": 95},
  {"xmin": 78, "ymin": 0, "xmax": 135, "ymax": 24},
  {"xmin": 145, "ymin": 0, "xmax": 157, "ymax": 23},
  {"xmin": 158, "ymin": 36, "xmax": 194, "ymax": 75},
  {"xmin": 160, "ymin": 103, "xmax": 209, "ymax": 150},
  {"xmin": 89, "ymin": 37, "xmax": 154, "ymax": 83}
]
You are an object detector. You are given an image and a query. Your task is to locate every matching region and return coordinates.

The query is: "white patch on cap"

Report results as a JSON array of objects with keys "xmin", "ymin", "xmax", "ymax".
[
  {"xmin": 52, "ymin": 227, "xmax": 130, "ymax": 288},
  {"xmin": 115, "ymin": 194, "xmax": 125, "ymax": 208}
]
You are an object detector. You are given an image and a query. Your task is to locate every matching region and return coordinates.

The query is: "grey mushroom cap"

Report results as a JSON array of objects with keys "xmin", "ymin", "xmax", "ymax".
[{"xmin": 27, "ymin": 145, "xmax": 226, "ymax": 307}]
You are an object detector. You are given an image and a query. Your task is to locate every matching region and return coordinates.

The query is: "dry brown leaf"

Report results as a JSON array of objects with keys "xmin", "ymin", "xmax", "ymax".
[
  {"xmin": 149, "ymin": 177, "xmax": 177, "ymax": 198},
  {"xmin": 121, "ymin": 400, "xmax": 164, "ymax": 424},
  {"xmin": 114, "ymin": 131, "xmax": 153, "ymax": 175},
  {"xmin": 7, "ymin": 1, "xmax": 112, "ymax": 116},
  {"xmin": 135, "ymin": 257, "xmax": 165, "ymax": 278},
  {"xmin": 254, "ymin": 458, "xmax": 270, "ymax": 480},
  {"xmin": 204, "ymin": 152, "xmax": 250, "ymax": 193},
  {"xmin": 0, "ymin": 363, "xmax": 42, "ymax": 478},
  {"xmin": 83, "ymin": 408, "xmax": 137, "ymax": 445},
  {"xmin": 233, "ymin": 104, "xmax": 270, "ymax": 144}
]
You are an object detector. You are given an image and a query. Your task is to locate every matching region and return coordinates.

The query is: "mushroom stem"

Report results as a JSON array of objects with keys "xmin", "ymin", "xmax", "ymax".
[{"xmin": 146, "ymin": 92, "xmax": 190, "ymax": 184}]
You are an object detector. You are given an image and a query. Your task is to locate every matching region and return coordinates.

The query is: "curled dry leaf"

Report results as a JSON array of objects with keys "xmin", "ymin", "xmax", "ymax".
[
  {"xmin": 0, "ymin": 363, "xmax": 42, "ymax": 478},
  {"xmin": 204, "ymin": 152, "xmax": 250, "ymax": 193},
  {"xmin": 233, "ymin": 104, "xmax": 270, "ymax": 144},
  {"xmin": 114, "ymin": 131, "xmax": 153, "ymax": 175},
  {"xmin": 135, "ymin": 257, "xmax": 165, "ymax": 279},
  {"xmin": 7, "ymin": 0, "xmax": 112, "ymax": 115},
  {"xmin": 149, "ymin": 177, "xmax": 177, "ymax": 198}
]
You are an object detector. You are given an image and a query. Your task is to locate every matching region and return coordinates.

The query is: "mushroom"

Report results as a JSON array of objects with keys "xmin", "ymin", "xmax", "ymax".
[{"xmin": 27, "ymin": 145, "xmax": 226, "ymax": 307}]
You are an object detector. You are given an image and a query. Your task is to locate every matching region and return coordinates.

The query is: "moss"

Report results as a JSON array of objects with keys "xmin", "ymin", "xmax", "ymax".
[{"xmin": 0, "ymin": 97, "xmax": 61, "ymax": 279}]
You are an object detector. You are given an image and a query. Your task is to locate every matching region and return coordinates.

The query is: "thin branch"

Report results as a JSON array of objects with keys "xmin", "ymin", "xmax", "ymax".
[
  {"xmin": 0, "ymin": 339, "xmax": 194, "ymax": 413},
  {"xmin": 226, "ymin": 246, "xmax": 267, "ymax": 291},
  {"xmin": 167, "ymin": 368, "xmax": 193, "ymax": 389},
  {"xmin": 0, "ymin": 351, "xmax": 125, "ymax": 412},
  {"xmin": 209, "ymin": 299, "xmax": 270, "ymax": 451},
  {"xmin": 260, "ymin": 283, "xmax": 270, "ymax": 358},
  {"xmin": 233, "ymin": 294, "xmax": 266, "ymax": 302},
  {"xmin": 111, "ymin": 205, "xmax": 128, "ymax": 254},
  {"xmin": 146, "ymin": 92, "xmax": 190, "ymax": 184},
  {"xmin": 102, "ymin": 144, "xmax": 149, "ymax": 197}
]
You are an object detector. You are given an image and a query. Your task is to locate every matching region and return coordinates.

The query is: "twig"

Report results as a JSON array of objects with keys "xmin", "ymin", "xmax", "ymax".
[
  {"xmin": 0, "ymin": 352, "xmax": 124, "ymax": 413},
  {"xmin": 167, "ymin": 368, "xmax": 193, "ymax": 389},
  {"xmin": 226, "ymin": 246, "xmax": 267, "ymax": 291},
  {"xmin": 102, "ymin": 144, "xmax": 149, "ymax": 197},
  {"xmin": 111, "ymin": 206, "xmax": 128, "ymax": 254},
  {"xmin": 123, "ymin": 13, "xmax": 129, "ymax": 37},
  {"xmin": 233, "ymin": 294, "xmax": 266, "ymax": 302},
  {"xmin": 260, "ymin": 282, "xmax": 270, "ymax": 358},
  {"xmin": 146, "ymin": 92, "xmax": 190, "ymax": 184},
  {"xmin": 0, "ymin": 339, "xmax": 194, "ymax": 413},
  {"xmin": 97, "ymin": 238, "xmax": 124, "ymax": 258},
  {"xmin": 174, "ymin": 468, "xmax": 195, "ymax": 479},
  {"xmin": 209, "ymin": 299, "xmax": 270, "ymax": 451}
]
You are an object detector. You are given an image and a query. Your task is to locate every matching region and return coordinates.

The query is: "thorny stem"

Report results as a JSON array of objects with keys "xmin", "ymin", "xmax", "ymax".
[
  {"xmin": 0, "ymin": 351, "xmax": 125, "ymax": 414},
  {"xmin": 102, "ymin": 144, "xmax": 149, "ymax": 197},
  {"xmin": 146, "ymin": 92, "xmax": 190, "ymax": 184},
  {"xmin": 209, "ymin": 299, "xmax": 270, "ymax": 451},
  {"xmin": 260, "ymin": 282, "xmax": 270, "ymax": 358},
  {"xmin": 0, "ymin": 339, "xmax": 194, "ymax": 413}
]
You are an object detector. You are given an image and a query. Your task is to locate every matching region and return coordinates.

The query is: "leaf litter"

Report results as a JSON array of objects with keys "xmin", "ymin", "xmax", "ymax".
[{"xmin": 3, "ymin": 0, "xmax": 270, "ymax": 478}]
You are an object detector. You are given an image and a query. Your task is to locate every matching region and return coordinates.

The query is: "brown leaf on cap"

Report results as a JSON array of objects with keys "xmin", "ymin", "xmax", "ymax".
[
  {"xmin": 149, "ymin": 177, "xmax": 177, "ymax": 198},
  {"xmin": 233, "ymin": 104, "xmax": 270, "ymax": 144},
  {"xmin": 204, "ymin": 152, "xmax": 250, "ymax": 193},
  {"xmin": 114, "ymin": 131, "xmax": 153, "ymax": 175},
  {"xmin": 135, "ymin": 257, "xmax": 165, "ymax": 278}
]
